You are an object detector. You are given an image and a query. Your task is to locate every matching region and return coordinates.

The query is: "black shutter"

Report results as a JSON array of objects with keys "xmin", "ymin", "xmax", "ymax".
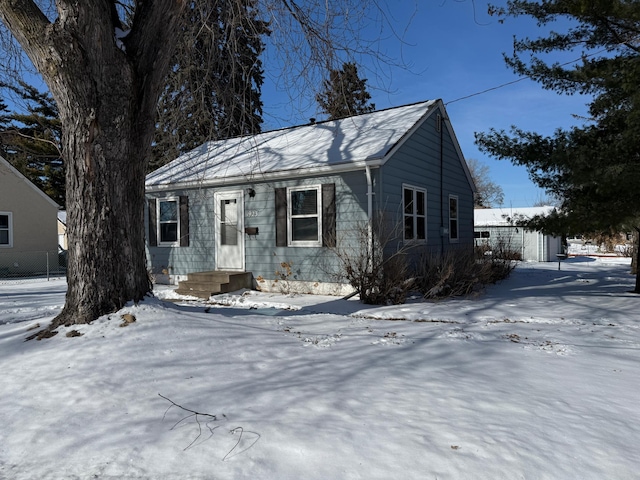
[
  {"xmin": 148, "ymin": 199, "xmax": 157, "ymax": 247},
  {"xmin": 275, "ymin": 187, "xmax": 287, "ymax": 247},
  {"xmin": 179, "ymin": 195, "xmax": 190, "ymax": 247},
  {"xmin": 322, "ymin": 183, "xmax": 336, "ymax": 247}
]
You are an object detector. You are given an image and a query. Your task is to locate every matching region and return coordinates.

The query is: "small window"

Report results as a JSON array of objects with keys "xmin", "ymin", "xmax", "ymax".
[
  {"xmin": 449, "ymin": 195, "xmax": 459, "ymax": 242},
  {"xmin": 481, "ymin": 231, "xmax": 490, "ymax": 238},
  {"xmin": 0, "ymin": 212, "xmax": 12, "ymax": 247},
  {"xmin": 158, "ymin": 199, "xmax": 179, "ymax": 245},
  {"xmin": 403, "ymin": 186, "xmax": 427, "ymax": 241},
  {"xmin": 148, "ymin": 197, "xmax": 189, "ymax": 248},
  {"xmin": 288, "ymin": 186, "xmax": 322, "ymax": 246}
]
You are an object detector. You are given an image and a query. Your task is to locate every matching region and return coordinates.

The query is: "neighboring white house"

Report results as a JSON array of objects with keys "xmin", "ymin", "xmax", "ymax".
[
  {"xmin": 474, "ymin": 206, "xmax": 563, "ymax": 262},
  {"xmin": 0, "ymin": 155, "xmax": 60, "ymax": 276}
]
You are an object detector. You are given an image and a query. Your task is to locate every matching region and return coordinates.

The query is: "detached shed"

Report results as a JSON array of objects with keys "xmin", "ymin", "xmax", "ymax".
[
  {"xmin": 146, "ymin": 100, "xmax": 475, "ymax": 296},
  {"xmin": 474, "ymin": 206, "xmax": 562, "ymax": 262}
]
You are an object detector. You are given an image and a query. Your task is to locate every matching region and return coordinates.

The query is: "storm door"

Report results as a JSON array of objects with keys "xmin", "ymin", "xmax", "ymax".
[{"xmin": 214, "ymin": 191, "xmax": 244, "ymax": 271}]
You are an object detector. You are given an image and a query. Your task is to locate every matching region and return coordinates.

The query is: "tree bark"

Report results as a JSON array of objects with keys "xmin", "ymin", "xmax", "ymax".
[
  {"xmin": 0, "ymin": 1, "xmax": 187, "ymax": 326},
  {"xmin": 633, "ymin": 227, "xmax": 640, "ymax": 294}
]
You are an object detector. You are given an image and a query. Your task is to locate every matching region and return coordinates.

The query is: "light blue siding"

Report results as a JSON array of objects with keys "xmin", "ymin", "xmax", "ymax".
[
  {"xmin": 378, "ymin": 107, "xmax": 474, "ymax": 256},
  {"xmin": 147, "ymin": 171, "xmax": 369, "ymax": 284}
]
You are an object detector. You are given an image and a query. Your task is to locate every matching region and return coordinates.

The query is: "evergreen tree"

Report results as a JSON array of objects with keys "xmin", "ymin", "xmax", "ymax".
[
  {"xmin": 0, "ymin": 82, "xmax": 64, "ymax": 206},
  {"xmin": 151, "ymin": 0, "xmax": 270, "ymax": 172},
  {"xmin": 0, "ymin": 96, "xmax": 9, "ymax": 158},
  {"xmin": 476, "ymin": 0, "xmax": 640, "ymax": 291},
  {"xmin": 316, "ymin": 62, "xmax": 375, "ymax": 120}
]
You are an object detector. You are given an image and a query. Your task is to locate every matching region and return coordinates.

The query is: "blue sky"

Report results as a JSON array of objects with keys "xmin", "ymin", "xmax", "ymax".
[{"xmin": 261, "ymin": 0, "xmax": 592, "ymax": 208}]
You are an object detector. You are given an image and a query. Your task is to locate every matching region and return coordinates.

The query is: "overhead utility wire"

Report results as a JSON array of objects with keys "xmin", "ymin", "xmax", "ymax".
[{"xmin": 444, "ymin": 47, "xmax": 612, "ymax": 106}]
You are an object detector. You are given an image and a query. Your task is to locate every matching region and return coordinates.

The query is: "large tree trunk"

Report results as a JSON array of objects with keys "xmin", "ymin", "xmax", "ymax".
[
  {"xmin": 633, "ymin": 227, "xmax": 640, "ymax": 294},
  {"xmin": 55, "ymin": 91, "xmax": 151, "ymax": 326},
  {"xmin": 0, "ymin": 1, "xmax": 186, "ymax": 329}
]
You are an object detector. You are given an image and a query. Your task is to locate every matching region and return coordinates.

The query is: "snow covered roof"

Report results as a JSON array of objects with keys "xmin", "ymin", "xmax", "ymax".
[
  {"xmin": 474, "ymin": 206, "xmax": 557, "ymax": 227},
  {"xmin": 146, "ymin": 100, "xmax": 439, "ymax": 191}
]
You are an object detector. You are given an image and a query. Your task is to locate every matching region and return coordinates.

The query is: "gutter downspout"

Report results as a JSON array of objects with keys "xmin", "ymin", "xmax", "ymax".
[{"xmin": 365, "ymin": 165, "xmax": 374, "ymax": 265}]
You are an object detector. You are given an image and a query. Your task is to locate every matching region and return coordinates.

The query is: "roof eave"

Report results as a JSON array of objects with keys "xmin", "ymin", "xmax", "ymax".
[{"xmin": 145, "ymin": 159, "xmax": 383, "ymax": 193}]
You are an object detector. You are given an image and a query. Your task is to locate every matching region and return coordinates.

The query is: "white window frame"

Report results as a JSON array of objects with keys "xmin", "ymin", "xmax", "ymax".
[
  {"xmin": 157, "ymin": 197, "xmax": 180, "ymax": 247},
  {"xmin": 0, "ymin": 211, "xmax": 13, "ymax": 248},
  {"xmin": 449, "ymin": 195, "xmax": 459, "ymax": 242},
  {"xmin": 287, "ymin": 185, "xmax": 322, "ymax": 247},
  {"xmin": 402, "ymin": 184, "xmax": 427, "ymax": 243}
]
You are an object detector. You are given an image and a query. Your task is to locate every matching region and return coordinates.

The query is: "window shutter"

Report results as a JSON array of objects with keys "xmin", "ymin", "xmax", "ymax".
[
  {"xmin": 275, "ymin": 187, "xmax": 287, "ymax": 247},
  {"xmin": 179, "ymin": 195, "xmax": 190, "ymax": 247},
  {"xmin": 322, "ymin": 183, "xmax": 336, "ymax": 247},
  {"xmin": 148, "ymin": 199, "xmax": 157, "ymax": 247}
]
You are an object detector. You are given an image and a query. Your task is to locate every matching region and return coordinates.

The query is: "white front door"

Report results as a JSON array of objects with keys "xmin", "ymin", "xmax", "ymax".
[{"xmin": 215, "ymin": 191, "xmax": 244, "ymax": 271}]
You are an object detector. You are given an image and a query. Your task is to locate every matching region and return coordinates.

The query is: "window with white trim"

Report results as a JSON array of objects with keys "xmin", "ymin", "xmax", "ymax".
[
  {"xmin": 403, "ymin": 185, "xmax": 426, "ymax": 241},
  {"xmin": 0, "ymin": 212, "xmax": 12, "ymax": 247},
  {"xmin": 158, "ymin": 198, "xmax": 180, "ymax": 245},
  {"xmin": 288, "ymin": 185, "xmax": 322, "ymax": 247},
  {"xmin": 449, "ymin": 195, "xmax": 459, "ymax": 242}
]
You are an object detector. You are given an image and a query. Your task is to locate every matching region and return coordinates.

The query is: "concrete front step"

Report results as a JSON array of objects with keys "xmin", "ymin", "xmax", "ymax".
[{"xmin": 176, "ymin": 271, "xmax": 252, "ymax": 299}]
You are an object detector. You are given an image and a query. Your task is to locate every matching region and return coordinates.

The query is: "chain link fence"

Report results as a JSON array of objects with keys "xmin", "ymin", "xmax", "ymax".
[{"xmin": 0, "ymin": 250, "xmax": 67, "ymax": 280}]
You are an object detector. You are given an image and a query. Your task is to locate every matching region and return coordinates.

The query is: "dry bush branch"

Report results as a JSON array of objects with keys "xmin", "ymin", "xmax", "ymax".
[{"xmin": 159, "ymin": 393, "xmax": 260, "ymax": 460}]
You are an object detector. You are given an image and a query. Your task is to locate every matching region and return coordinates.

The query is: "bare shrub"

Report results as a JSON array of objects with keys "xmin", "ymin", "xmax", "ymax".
[
  {"xmin": 415, "ymin": 248, "xmax": 515, "ymax": 300},
  {"xmin": 331, "ymin": 218, "xmax": 412, "ymax": 305},
  {"xmin": 332, "ymin": 215, "xmax": 517, "ymax": 305}
]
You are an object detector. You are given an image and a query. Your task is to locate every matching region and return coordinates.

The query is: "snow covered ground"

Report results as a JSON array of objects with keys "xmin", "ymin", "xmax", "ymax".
[{"xmin": 1, "ymin": 257, "xmax": 639, "ymax": 479}]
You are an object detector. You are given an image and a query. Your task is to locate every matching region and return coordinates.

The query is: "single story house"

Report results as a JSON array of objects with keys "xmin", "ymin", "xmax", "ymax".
[
  {"xmin": 474, "ymin": 206, "xmax": 563, "ymax": 262},
  {"xmin": 0, "ymin": 155, "xmax": 60, "ymax": 277},
  {"xmin": 145, "ymin": 100, "xmax": 475, "ymax": 296}
]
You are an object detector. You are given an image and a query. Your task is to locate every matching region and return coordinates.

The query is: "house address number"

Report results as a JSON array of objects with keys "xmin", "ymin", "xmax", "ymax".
[{"xmin": 246, "ymin": 210, "xmax": 259, "ymax": 217}]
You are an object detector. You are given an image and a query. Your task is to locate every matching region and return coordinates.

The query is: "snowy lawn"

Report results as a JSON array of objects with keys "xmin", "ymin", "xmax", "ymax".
[{"xmin": 1, "ymin": 257, "xmax": 639, "ymax": 479}]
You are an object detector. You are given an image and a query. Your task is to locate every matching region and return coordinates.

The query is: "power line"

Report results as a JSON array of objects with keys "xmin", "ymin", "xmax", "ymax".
[{"xmin": 444, "ymin": 47, "xmax": 613, "ymax": 106}]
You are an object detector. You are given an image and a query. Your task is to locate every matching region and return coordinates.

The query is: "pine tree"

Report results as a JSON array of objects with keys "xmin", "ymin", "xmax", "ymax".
[
  {"xmin": 0, "ymin": 96, "xmax": 9, "ymax": 158},
  {"xmin": 316, "ymin": 62, "xmax": 375, "ymax": 120},
  {"xmin": 151, "ymin": 0, "xmax": 270, "ymax": 172},
  {"xmin": 0, "ymin": 82, "xmax": 64, "ymax": 206},
  {"xmin": 475, "ymin": 0, "xmax": 640, "ymax": 292}
]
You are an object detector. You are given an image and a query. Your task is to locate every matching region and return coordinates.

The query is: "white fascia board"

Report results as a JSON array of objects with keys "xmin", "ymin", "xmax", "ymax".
[{"xmin": 145, "ymin": 159, "xmax": 383, "ymax": 193}]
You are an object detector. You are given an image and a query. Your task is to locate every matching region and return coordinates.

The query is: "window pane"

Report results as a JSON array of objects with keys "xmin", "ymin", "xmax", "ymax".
[
  {"xmin": 416, "ymin": 191, "xmax": 425, "ymax": 216},
  {"xmin": 160, "ymin": 223, "xmax": 178, "ymax": 243},
  {"xmin": 221, "ymin": 199, "xmax": 238, "ymax": 224},
  {"xmin": 291, "ymin": 190, "xmax": 317, "ymax": 215},
  {"xmin": 0, "ymin": 215, "xmax": 8, "ymax": 229},
  {"xmin": 160, "ymin": 201, "xmax": 178, "ymax": 222},
  {"xmin": 404, "ymin": 189, "xmax": 413, "ymax": 214},
  {"xmin": 449, "ymin": 197, "xmax": 458, "ymax": 217},
  {"xmin": 292, "ymin": 217, "xmax": 318, "ymax": 241},
  {"xmin": 450, "ymin": 220, "xmax": 458, "ymax": 239},
  {"xmin": 417, "ymin": 217, "xmax": 426, "ymax": 240},
  {"xmin": 0, "ymin": 230, "xmax": 7, "ymax": 244},
  {"xmin": 481, "ymin": 231, "xmax": 490, "ymax": 238},
  {"xmin": 404, "ymin": 215, "xmax": 414, "ymax": 240},
  {"xmin": 221, "ymin": 224, "xmax": 238, "ymax": 246}
]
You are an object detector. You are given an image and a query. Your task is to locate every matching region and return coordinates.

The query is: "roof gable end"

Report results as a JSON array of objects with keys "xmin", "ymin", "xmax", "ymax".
[{"xmin": 0, "ymin": 156, "xmax": 60, "ymax": 209}]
